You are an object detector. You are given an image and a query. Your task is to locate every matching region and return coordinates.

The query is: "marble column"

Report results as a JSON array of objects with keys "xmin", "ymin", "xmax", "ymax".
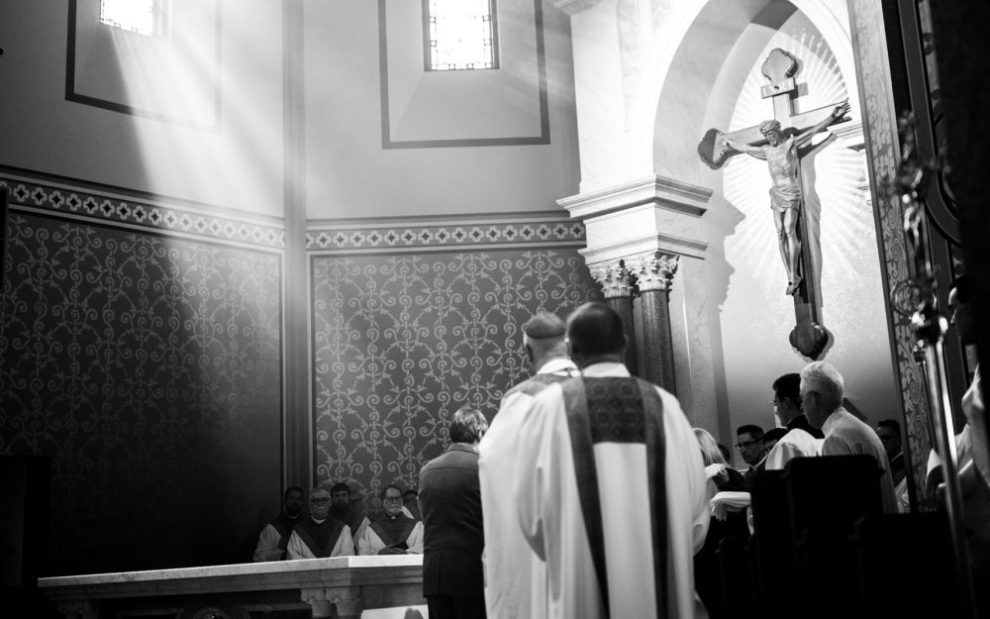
[
  {"xmin": 590, "ymin": 259, "xmax": 638, "ymax": 376},
  {"xmin": 632, "ymin": 252, "xmax": 679, "ymax": 393}
]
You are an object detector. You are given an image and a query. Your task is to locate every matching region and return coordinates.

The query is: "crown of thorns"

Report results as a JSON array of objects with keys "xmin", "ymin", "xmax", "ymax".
[{"xmin": 759, "ymin": 120, "xmax": 782, "ymax": 135}]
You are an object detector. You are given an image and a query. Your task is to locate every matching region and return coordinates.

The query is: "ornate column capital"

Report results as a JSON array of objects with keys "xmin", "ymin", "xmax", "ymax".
[
  {"xmin": 590, "ymin": 259, "xmax": 636, "ymax": 299},
  {"xmin": 630, "ymin": 252, "xmax": 679, "ymax": 293}
]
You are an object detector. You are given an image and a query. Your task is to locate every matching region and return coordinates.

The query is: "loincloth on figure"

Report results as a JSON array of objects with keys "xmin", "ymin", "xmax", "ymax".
[{"xmin": 769, "ymin": 185, "xmax": 802, "ymax": 212}]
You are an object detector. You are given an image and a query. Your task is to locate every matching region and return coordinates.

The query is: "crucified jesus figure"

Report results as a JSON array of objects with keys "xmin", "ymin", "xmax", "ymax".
[{"xmin": 719, "ymin": 99, "xmax": 851, "ymax": 295}]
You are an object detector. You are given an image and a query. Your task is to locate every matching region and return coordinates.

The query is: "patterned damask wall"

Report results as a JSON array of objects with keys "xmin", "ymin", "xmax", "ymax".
[
  {"xmin": 0, "ymin": 175, "xmax": 283, "ymax": 575},
  {"xmin": 311, "ymin": 245, "xmax": 600, "ymax": 507}
]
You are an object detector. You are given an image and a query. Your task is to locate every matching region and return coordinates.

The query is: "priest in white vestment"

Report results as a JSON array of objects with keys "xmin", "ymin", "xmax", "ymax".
[
  {"xmin": 514, "ymin": 303, "xmax": 709, "ymax": 619},
  {"xmin": 765, "ymin": 429, "xmax": 822, "ymax": 470},
  {"xmin": 479, "ymin": 311, "xmax": 578, "ymax": 619}
]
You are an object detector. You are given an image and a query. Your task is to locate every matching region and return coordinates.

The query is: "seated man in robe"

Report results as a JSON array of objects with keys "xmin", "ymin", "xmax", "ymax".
[
  {"xmin": 286, "ymin": 484, "xmax": 354, "ymax": 558},
  {"xmin": 252, "ymin": 486, "xmax": 305, "ymax": 561},
  {"xmin": 403, "ymin": 489, "xmax": 421, "ymax": 520},
  {"xmin": 329, "ymin": 482, "xmax": 370, "ymax": 545},
  {"xmin": 357, "ymin": 484, "xmax": 424, "ymax": 555}
]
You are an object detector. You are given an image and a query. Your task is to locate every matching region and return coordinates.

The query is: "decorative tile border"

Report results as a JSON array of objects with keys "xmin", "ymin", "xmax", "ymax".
[
  {"xmin": 306, "ymin": 217, "xmax": 586, "ymax": 253},
  {"xmin": 0, "ymin": 174, "xmax": 285, "ymax": 250}
]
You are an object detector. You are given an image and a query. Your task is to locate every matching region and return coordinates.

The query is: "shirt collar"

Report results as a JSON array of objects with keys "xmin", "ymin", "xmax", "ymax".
[
  {"xmin": 579, "ymin": 362, "xmax": 630, "ymax": 378},
  {"xmin": 448, "ymin": 442, "xmax": 478, "ymax": 454},
  {"xmin": 537, "ymin": 357, "xmax": 578, "ymax": 375}
]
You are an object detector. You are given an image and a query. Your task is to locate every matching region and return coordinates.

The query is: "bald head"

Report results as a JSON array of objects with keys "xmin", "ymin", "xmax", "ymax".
[
  {"xmin": 566, "ymin": 302, "xmax": 626, "ymax": 368},
  {"xmin": 522, "ymin": 311, "xmax": 568, "ymax": 369}
]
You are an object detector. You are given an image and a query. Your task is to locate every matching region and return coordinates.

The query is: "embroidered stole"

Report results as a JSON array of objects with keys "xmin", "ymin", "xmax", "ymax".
[
  {"xmin": 294, "ymin": 517, "xmax": 345, "ymax": 557},
  {"xmin": 502, "ymin": 372, "xmax": 574, "ymax": 401},
  {"xmin": 370, "ymin": 513, "xmax": 417, "ymax": 549},
  {"xmin": 270, "ymin": 514, "xmax": 299, "ymax": 557},
  {"xmin": 561, "ymin": 376, "xmax": 668, "ymax": 619}
]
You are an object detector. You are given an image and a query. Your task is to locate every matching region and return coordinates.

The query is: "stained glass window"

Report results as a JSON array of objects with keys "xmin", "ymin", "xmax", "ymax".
[
  {"xmin": 100, "ymin": 0, "xmax": 163, "ymax": 37},
  {"xmin": 426, "ymin": 0, "xmax": 498, "ymax": 71}
]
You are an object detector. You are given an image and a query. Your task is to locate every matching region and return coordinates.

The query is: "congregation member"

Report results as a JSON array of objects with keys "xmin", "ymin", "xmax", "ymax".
[
  {"xmin": 514, "ymin": 302, "xmax": 709, "ymax": 619},
  {"xmin": 478, "ymin": 310, "xmax": 577, "ymax": 619},
  {"xmin": 692, "ymin": 427, "xmax": 748, "ymax": 618},
  {"xmin": 772, "ymin": 373, "xmax": 824, "ymax": 438},
  {"xmin": 800, "ymin": 361, "xmax": 898, "ymax": 513},
  {"xmin": 765, "ymin": 373, "xmax": 822, "ymax": 470},
  {"xmin": 420, "ymin": 406, "xmax": 489, "ymax": 619},
  {"xmin": 876, "ymin": 419, "xmax": 906, "ymax": 486},
  {"xmin": 252, "ymin": 486, "xmax": 304, "ymax": 562},
  {"xmin": 329, "ymin": 481, "xmax": 370, "ymax": 545},
  {"xmin": 735, "ymin": 424, "xmax": 766, "ymax": 485},
  {"xmin": 761, "ymin": 428, "xmax": 788, "ymax": 454},
  {"xmin": 357, "ymin": 484, "xmax": 424, "ymax": 555},
  {"xmin": 286, "ymin": 484, "xmax": 355, "ymax": 559},
  {"xmin": 403, "ymin": 489, "xmax": 421, "ymax": 520}
]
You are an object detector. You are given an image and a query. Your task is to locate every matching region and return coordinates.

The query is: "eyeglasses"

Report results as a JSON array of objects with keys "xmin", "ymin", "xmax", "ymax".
[
  {"xmin": 383, "ymin": 495, "xmax": 403, "ymax": 503},
  {"xmin": 735, "ymin": 440, "xmax": 758, "ymax": 449},
  {"xmin": 311, "ymin": 498, "xmax": 331, "ymax": 504}
]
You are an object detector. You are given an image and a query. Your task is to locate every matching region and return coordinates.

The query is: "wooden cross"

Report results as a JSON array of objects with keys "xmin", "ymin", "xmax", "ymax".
[{"xmin": 698, "ymin": 48, "xmax": 849, "ymax": 359}]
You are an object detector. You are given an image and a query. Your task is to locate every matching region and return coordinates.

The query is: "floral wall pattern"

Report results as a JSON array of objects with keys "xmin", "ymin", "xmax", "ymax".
[
  {"xmin": 1, "ymin": 176, "xmax": 283, "ymax": 575},
  {"xmin": 311, "ymin": 248, "xmax": 600, "ymax": 507}
]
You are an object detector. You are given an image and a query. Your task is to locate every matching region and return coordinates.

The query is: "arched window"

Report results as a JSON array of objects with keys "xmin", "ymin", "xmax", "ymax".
[
  {"xmin": 100, "ymin": 0, "xmax": 166, "ymax": 37},
  {"xmin": 424, "ymin": 0, "xmax": 498, "ymax": 71}
]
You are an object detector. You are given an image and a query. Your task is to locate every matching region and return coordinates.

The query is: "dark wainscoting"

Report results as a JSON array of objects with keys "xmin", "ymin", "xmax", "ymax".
[{"xmin": 1, "ymin": 185, "xmax": 283, "ymax": 575}]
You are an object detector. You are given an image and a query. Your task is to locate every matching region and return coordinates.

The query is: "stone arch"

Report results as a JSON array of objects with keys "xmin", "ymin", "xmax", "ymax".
[{"xmin": 630, "ymin": 0, "xmax": 857, "ymax": 183}]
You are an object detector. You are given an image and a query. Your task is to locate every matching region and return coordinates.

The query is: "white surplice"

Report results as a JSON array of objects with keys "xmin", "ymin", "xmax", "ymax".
[
  {"xmin": 356, "ymin": 518, "xmax": 424, "ymax": 555},
  {"xmin": 821, "ymin": 407, "xmax": 898, "ymax": 514},
  {"xmin": 479, "ymin": 357, "xmax": 577, "ymax": 619},
  {"xmin": 514, "ymin": 362, "xmax": 709, "ymax": 619},
  {"xmin": 285, "ymin": 519, "xmax": 354, "ymax": 559},
  {"xmin": 765, "ymin": 428, "xmax": 822, "ymax": 471}
]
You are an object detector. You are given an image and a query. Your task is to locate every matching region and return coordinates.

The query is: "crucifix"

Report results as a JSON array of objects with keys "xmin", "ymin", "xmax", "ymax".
[{"xmin": 697, "ymin": 48, "xmax": 850, "ymax": 359}]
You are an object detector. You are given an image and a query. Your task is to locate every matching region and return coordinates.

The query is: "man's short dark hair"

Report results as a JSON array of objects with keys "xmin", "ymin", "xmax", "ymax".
[
  {"xmin": 330, "ymin": 482, "xmax": 350, "ymax": 494},
  {"xmin": 772, "ymin": 373, "xmax": 801, "ymax": 403},
  {"xmin": 736, "ymin": 424, "xmax": 764, "ymax": 440},
  {"xmin": 449, "ymin": 406, "xmax": 489, "ymax": 443},
  {"xmin": 763, "ymin": 428, "xmax": 788, "ymax": 444},
  {"xmin": 284, "ymin": 485, "xmax": 304, "ymax": 499},
  {"xmin": 566, "ymin": 302, "xmax": 626, "ymax": 358},
  {"xmin": 381, "ymin": 483, "xmax": 403, "ymax": 498},
  {"xmin": 878, "ymin": 418, "xmax": 901, "ymax": 434}
]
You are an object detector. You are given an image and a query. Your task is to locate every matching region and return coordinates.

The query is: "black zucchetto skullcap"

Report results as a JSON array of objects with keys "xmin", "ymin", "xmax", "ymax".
[{"xmin": 522, "ymin": 311, "xmax": 566, "ymax": 339}]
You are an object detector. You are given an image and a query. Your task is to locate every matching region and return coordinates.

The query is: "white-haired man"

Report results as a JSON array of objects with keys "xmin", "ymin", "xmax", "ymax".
[{"xmin": 800, "ymin": 361, "xmax": 897, "ymax": 513}]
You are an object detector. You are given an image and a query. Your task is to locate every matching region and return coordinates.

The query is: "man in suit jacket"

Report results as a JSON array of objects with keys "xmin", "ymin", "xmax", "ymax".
[{"xmin": 419, "ymin": 406, "xmax": 489, "ymax": 619}]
